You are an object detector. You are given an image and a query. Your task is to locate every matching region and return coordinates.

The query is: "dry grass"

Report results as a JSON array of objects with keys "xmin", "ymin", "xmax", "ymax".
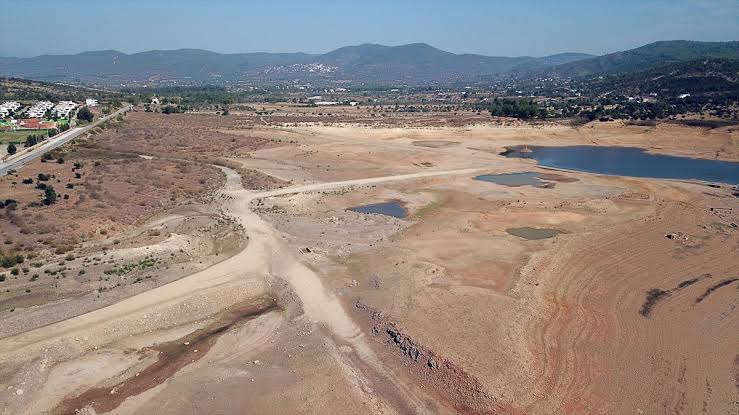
[{"xmin": 0, "ymin": 118, "xmax": 229, "ymax": 260}]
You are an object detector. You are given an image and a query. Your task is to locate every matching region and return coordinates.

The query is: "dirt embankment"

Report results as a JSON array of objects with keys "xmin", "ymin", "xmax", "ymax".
[
  {"xmin": 354, "ymin": 300, "xmax": 519, "ymax": 415},
  {"xmin": 51, "ymin": 297, "xmax": 281, "ymax": 415}
]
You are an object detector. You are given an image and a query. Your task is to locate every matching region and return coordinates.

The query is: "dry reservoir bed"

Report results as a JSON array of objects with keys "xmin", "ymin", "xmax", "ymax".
[{"xmin": 0, "ymin": 112, "xmax": 737, "ymax": 415}]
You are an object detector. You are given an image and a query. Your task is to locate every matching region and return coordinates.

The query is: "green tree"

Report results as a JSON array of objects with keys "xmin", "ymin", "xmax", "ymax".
[
  {"xmin": 24, "ymin": 135, "xmax": 40, "ymax": 147},
  {"xmin": 44, "ymin": 185, "xmax": 57, "ymax": 205},
  {"xmin": 161, "ymin": 105, "xmax": 178, "ymax": 114},
  {"xmin": 77, "ymin": 106, "xmax": 94, "ymax": 122},
  {"xmin": 6, "ymin": 142, "xmax": 17, "ymax": 155}
]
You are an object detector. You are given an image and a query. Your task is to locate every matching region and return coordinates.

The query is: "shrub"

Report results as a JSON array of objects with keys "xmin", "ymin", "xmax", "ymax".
[
  {"xmin": 54, "ymin": 246, "xmax": 71, "ymax": 254},
  {"xmin": 44, "ymin": 186, "xmax": 57, "ymax": 205},
  {"xmin": 0, "ymin": 254, "xmax": 23, "ymax": 268}
]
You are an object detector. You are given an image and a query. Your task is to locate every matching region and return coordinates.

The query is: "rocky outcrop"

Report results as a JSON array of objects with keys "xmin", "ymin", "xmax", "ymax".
[{"xmin": 355, "ymin": 299, "xmax": 517, "ymax": 415}]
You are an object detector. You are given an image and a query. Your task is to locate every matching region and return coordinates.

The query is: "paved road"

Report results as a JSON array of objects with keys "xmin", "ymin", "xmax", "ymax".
[{"xmin": 0, "ymin": 105, "xmax": 132, "ymax": 175}]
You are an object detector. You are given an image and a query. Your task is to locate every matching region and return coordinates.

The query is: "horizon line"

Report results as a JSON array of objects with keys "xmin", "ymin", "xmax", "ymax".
[{"xmin": 3, "ymin": 39, "xmax": 737, "ymax": 60}]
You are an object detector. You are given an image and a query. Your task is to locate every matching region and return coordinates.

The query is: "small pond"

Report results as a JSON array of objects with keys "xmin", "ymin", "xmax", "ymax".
[
  {"xmin": 506, "ymin": 227, "xmax": 563, "ymax": 240},
  {"xmin": 502, "ymin": 145, "xmax": 739, "ymax": 185},
  {"xmin": 348, "ymin": 200, "xmax": 408, "ymax": 218}
]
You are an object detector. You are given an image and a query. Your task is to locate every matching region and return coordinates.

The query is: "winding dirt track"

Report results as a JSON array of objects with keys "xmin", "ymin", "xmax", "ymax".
[{"xmin": 0, "ymin": 166, "xmax": 485, "ymax": 414}]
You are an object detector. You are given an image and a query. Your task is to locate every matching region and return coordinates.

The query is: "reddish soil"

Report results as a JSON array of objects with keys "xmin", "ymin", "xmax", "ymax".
[{"xmin": 52, "ymin": 297, "xmax": 280, "ymax": 415}]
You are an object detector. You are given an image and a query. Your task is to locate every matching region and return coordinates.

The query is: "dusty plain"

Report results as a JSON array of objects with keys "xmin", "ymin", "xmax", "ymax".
[{"xmin": 0, "ymin": 108, "xmax": 737, "ymax": 415}]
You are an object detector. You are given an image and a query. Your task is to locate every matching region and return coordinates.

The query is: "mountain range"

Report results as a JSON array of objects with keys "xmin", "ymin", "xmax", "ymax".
[{"xmin": 0, "ymin": 40, "xmax": 736, "ymax": 87}]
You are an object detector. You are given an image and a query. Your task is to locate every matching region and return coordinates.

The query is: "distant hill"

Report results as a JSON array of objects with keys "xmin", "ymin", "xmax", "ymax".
[
  {"xmin": 0, "ymin": 49, "xmax": 314, "ymax": 85},
  {"xmin": 0, "ymin": 77, "xmax": 126, "ymax": 102},
  {"xmin": 543, "ymin": 40, "xmax": 739, "ymax": 77},
  {"xmin": 578, "ymin": 58, "xmax": 739, "ymax": 97},
  {"xmin": 315, "ymin": 43, "xmax": 593, "ymax": 83},
  {"xmin": 0, "ymin": 44, "xmax": 592, "ymax": 86},
  {"xmin": 3, "ymin": 40, "xmax": 734, "ymax": 87}
]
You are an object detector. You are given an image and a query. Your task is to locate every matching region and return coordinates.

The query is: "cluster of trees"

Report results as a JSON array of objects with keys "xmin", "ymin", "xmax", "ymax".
[
  {"xmin": 77, "ymin": 106, "xmax": 94, "ymax": 122},
  {"xmin": 573, "ymin": 94, "xmax": 739, "ymax": 121},
  {"xmin": 127, "ymin": 86, "xmax": 290, "ymax": 108},
  {"xmin": 17, "ymin": 172, "xmax": 59, "ymax": 206},
  {"xmin": 160, "ymin": 105, "xmax": 187, "ymax": 114},
  {"xmin": 46, "ymin": 121, "xmax": 70, "ymax": 137},
  {"xmin": 24, "ymin": 133, "xmax": 45, "ymax": 147},
  {"xmin": 477, "ymin": 98, "xmax": 546, "ymax": 119}
]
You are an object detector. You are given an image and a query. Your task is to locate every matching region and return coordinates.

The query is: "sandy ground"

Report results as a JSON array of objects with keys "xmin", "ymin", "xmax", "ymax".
[{"xmin": 0, "ymin": 116, "xmax": 737, "ymax": 414}]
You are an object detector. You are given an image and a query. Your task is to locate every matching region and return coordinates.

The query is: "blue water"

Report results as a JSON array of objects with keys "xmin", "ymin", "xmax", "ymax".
[
  {"xmin": 502, "ymin": 146, "xmax": 739, "ymax": 185},
  {"xmin": 349, "ymin": 200, "xmax": 407, "ymax": 218},
  {"xmin": 474, "ymin": 172, "xmax": 546, "ymax": 187}
]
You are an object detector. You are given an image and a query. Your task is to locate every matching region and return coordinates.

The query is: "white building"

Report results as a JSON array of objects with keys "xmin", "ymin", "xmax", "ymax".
[
  {"xmin": 52, "ymin": 101, "xmax": 78, "ymax": 118},
  {"xmin": 0, "ymin": 101, "xmax": 21, "ymax": 117},
  {"xmin": 85, "ymin": 98, "xmax": 99, "ymax": 107},
  {"xmin": 26, "ymin": 101, "xmax": 54, "ymax": 118}
]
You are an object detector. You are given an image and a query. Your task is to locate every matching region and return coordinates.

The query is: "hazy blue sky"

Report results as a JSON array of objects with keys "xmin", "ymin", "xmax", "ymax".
[{"xmin": 1, "ymin": 0, "xmax": 737, "ymax": 57}]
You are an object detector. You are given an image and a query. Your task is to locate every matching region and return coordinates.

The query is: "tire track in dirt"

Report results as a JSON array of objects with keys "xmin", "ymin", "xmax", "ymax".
[
  {"xmin": 521, "ymin": 203, "xmax": 738, "ymax": 414},
  {"xmin": 0, "ymin": 166, "xmax": 487, "ymax": 414}
]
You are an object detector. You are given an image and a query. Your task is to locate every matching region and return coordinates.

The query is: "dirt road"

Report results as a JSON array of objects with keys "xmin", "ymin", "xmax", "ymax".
[{"xmin": 0, "ymin": 165, "xmax": 487, "ymax": 414}]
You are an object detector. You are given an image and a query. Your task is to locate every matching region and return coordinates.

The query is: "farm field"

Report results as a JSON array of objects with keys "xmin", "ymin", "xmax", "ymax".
[{"xmin": 0, "ymin": 129, "xmax": 51, "ymax": 144}]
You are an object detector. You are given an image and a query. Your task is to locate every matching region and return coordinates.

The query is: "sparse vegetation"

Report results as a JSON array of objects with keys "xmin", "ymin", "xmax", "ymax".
[
  {"xmin": 695, "ymin": 278, "xmax": 738, "ymax": 303},
  {"xmin": 639, "ymin": 288, "xmax": 669, "ymax": 317},
  {"xmin": 104, "ymin": 257, "xmax": 159, "ymax": 276}
]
